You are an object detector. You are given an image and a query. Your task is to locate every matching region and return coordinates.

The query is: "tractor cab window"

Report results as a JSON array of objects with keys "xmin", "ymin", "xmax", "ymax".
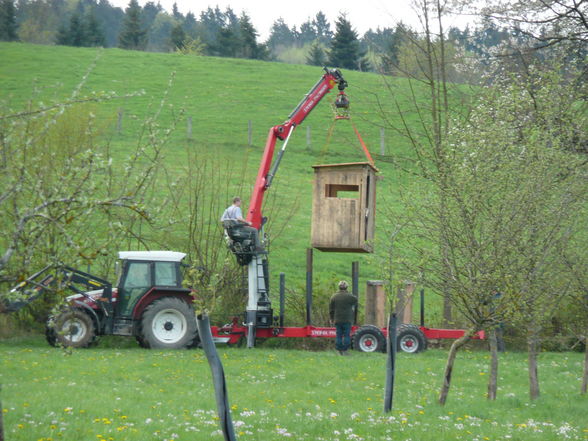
[
  {"xmin": 155, "ymin": 262, "xmax": 178, "ymax": 287},
  {"xmin": 124, "ymin": 262, "xmax": 151, "ymax": 288}
]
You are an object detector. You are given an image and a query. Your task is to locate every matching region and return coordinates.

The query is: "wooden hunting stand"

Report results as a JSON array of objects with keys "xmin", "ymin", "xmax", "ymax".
[{"xmin": 311, "ymin": 162, "xmax": 378, "ymax": 253}]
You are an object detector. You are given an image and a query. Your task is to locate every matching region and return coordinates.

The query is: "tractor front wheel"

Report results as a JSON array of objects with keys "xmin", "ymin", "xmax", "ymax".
[
  {"xmin": 140, "ymin": 297, "xmax": 198, "ymax": 349},
  {"xmin": 50, "ymin": 309, "xmax": 97, "ymax": 348}
]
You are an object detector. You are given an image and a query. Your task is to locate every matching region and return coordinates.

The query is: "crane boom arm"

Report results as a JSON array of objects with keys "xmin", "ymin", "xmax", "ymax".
[{"xmin": 246, "ymin": 68, "xmax": 347, "ymax": 229}]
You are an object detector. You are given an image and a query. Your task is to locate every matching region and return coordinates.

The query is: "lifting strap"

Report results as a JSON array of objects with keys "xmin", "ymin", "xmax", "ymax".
[{"xmin": 322, "ymin": 113, "xmax": 375, "ymax": 167}]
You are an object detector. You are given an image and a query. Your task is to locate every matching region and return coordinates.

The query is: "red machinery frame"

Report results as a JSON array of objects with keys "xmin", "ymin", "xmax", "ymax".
[{"xmin": 210, "ymin": 321, "xmax": 485, "ymax": 347}]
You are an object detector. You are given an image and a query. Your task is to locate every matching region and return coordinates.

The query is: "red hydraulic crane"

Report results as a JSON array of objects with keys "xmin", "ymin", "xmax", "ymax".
[{"xmin": 246, "ymin": 68, "xmax": 347, "ymax": 230}]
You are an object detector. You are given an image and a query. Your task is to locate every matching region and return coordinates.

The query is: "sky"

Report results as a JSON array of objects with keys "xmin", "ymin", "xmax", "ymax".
[{"xmin": 109, "ymin": 0, "xmax": 479, "ymax": 41}]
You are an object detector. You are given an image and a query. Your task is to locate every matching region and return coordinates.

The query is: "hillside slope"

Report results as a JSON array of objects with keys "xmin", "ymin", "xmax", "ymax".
[{"xmin": 1, "ymin": 43, "xmax": 427, "ymax": 321}]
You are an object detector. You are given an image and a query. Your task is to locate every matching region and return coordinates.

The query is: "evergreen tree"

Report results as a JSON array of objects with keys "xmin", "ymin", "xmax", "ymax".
[
  {"xmin": 267, "ymin": 17, "xmax": 296, "ymax": 50},
  {"xmin": 169, "ymin": 22, "xmax": 185, "ymax": 50},
  {"xmin": 141, "ymin": 1, "xmax": 162, "ymax": 30},
  {"xmin": 55, "ymin": 11, "xmax": 85, "ymax": 46},
  {"xmin": 329, "ymin": 14, "xmax": 370, "ymax": 71},
  {"xmin": 215, "ymin": 25, "xmax": 239, "ymax": 57},
  {"xmin": 171, "ymin": 2, "xmax": 182, "ymax": 20},
  {"xmin": 0, "ymin": 0, "xmax": 18, "ymax": 41},
  {"xmin": 118, "ymin": 0, "xmax": 146, "ymax": 50},
  {"xmin": 84, "ymin": 9, "xmax": 105, "ymax": 46},
  {"xmin": 183, "ymin": 11, "xmax": 197, "ymax": 37},
  {"xmin": 238, "ymin": 12, "xmax": 264, "ymax": 59},
  {"xmin": 313, "ymin": 11, "xmax": 332, "ymax": 45},
  {"xmin": 298, "ymin": 18, "xmax": 316, "ymax": 46},
  {"xmin": 96, "ymin": 0, "xmax": 124, "ymax": 47},
  {"xmin": 306, "ymin": 41, "xmax": 326, "ymax": 66}
]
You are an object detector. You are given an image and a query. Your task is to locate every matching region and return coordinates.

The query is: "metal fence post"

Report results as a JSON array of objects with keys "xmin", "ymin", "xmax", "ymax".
[{"xmin": 384, "ymin": 313, "xmax": 398, "ymax": 413}]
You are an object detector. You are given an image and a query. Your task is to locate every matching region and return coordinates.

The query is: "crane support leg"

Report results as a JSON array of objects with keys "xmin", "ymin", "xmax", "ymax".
[{"xmin": 245, "ymin": 254, "xmax": 271, "ymax": 348}]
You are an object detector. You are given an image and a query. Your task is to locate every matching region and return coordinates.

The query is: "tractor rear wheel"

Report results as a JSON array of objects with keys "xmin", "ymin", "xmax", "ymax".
[
  {"xmin": 396, "ymin": 324, "xmax": 427, "ymax": 353},
  {"xmin": 352, "ymin": 325, "xmax": 386, "ymax": 353},
  {"xmin": 51, "ymin": 309, "xmax": 97, "ymax": 348},
  {"xmin": 140, "ymin": 297, "xmax": 198, "ymax": 349}
]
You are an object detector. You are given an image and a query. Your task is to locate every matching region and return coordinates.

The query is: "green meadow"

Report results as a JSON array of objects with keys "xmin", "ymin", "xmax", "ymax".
[{"xmin": 1, "ymin": 337, "xmax": 587, "ymax": 441}]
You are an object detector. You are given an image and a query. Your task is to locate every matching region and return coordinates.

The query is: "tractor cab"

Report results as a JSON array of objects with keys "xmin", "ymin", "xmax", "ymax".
[{"xmin": 115, "ymin": 251, "xmax": 186, "ymax": 318}]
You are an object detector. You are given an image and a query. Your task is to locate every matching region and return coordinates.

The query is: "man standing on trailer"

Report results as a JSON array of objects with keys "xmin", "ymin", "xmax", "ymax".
[{"xmin": 329, "ymin": 280, "xmax": 357, "ymax": 355}]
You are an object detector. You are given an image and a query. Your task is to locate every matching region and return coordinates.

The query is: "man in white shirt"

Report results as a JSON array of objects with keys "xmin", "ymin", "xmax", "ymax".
[{"xmin": 221, "ymin": 197, "xmax": 263, "ymax": 253}]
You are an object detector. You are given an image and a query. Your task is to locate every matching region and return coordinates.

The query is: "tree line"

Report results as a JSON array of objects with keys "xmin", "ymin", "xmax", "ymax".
[{"xmin": 0, "ymin": 0, "xmax": 555, "ymax": 73}]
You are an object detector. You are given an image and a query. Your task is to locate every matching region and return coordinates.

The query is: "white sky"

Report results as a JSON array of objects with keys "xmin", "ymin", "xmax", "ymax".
[{"xmin": 110, "ymin": 0, "xmax": 479, "ymax": 40}]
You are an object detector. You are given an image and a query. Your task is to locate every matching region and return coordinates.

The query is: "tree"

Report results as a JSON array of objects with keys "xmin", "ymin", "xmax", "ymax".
[
  {"xmin": 171, "ymin": 2, "xmax": 182, "ymax": 21},
  {"xmin": 298, "ymin": 18, "xmax": 316, "ymax": 46},
  {"xmin": 169, "ymin": 22, "xmax": 186, "ymax": 51},
  {"xmin": 306, "ymin": 41, "xmax": 327, "ymax": 66},
  {"xmin": 16, "ymin": 0, "xmax": 62, "ymax": 44},
  {"xmin": 238, "ymin": 12, "xmax": 260, "ymax": 59},
  {"xmin": 479, "ymin": 0, "xmax": 588, "ymax": 49},
  {"xmin": 56, "ymin": 11, "xmax": 85, "ymax": 46},
  {"xmin": 84, "ymin": 9, "xmax": 105, "ymax": 47},
  {"xmin": 0, "ymin": 81, "xmax": 165, "ymax": 317},
  {"xmin": 56, "ymin": 7, "xmax": 105, "ymax": 48},
  {"xmin": 313, "ymin": 11, "xmax": 332, "ymax": 45},
  {"xmin": 214, "ymin": 25, "xmax": 239, "ymax": 57},
  {"xmin": 118, "ymin": 0, "xmax": 146, "ymax": 50},
  {"xmin": 0, "ymin": 0, "xmax": 18, "ymax": 41},
  {"xmin": 147, "ymin": 12, "xmax": 176, "ymax": 52},
  {"xmin": 183, "ymin": 11, "xmax": 197, "ymax": 37},
  {"xmin": 328, "ymin": 14, "xmax": 370, "ymax": 71},
  {"xmin": 267, "ymin": 17, "xmax": 296, "ymax": 51},
  {"xmin": 562, "ymin": 233, "xmax": 588, "ymax": 394}
]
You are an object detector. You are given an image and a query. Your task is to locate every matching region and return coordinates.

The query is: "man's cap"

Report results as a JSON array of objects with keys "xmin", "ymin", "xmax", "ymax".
[{"xmin": 338, "ymin": 280, "xmax": 349, "ymax": 290}]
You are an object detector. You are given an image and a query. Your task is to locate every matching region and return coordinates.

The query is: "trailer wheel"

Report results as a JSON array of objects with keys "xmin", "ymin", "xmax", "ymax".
[
  {"xmin": 396, "ymin": 324, "xmax": 427, "ymax": 353},
  {"xmin": 140, "ymin": 297, "xmax": 198, "ymax": 349},
  {"xmin": 352, "ymin": 325, "xmax": 386, "ymax": 353},
  {"xmin": 51, "ymin": 309, "xmax": 96, "ymax": 348}
]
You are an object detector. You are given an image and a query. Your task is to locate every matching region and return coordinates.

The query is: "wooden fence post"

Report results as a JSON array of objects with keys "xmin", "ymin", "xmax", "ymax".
[
  {"xmin": 187, "ymin": 116, "xmax": 193, "ymax": 140},
  {"xmin": 365, "ymin": 280, "xmax": 386, "ymax": 328},
  {"xmin": 395, "ymin": 281, "xmax": 416, "ymax": 324}
]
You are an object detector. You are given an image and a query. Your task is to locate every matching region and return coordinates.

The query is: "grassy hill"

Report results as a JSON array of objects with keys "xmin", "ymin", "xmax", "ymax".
[{"xmin": 0, "ymin": 42, "xmax": 439, "ymax": 324}]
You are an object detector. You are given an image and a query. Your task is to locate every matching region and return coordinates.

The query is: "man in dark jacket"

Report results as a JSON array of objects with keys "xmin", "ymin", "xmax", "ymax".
[{"xmin": 329, "ymin": 280, "xmax": 357, "ymax": 355}]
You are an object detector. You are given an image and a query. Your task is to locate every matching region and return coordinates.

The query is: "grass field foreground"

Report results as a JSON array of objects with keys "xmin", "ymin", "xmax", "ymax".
[{"xmin": 1, "ymin": 338, "xmax": 587, "ymax": 441}]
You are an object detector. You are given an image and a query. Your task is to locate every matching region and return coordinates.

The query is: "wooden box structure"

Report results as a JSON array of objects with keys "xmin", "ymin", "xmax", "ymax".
[{"xmin": 311, "ymin": 162, "xmax": 377, "ymax": 253}]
